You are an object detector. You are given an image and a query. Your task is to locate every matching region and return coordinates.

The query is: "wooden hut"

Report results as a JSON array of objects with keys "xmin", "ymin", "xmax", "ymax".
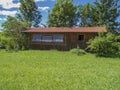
[{"xmin": 23, "ymin": 27, "xmax": 107, "ymax": 50}]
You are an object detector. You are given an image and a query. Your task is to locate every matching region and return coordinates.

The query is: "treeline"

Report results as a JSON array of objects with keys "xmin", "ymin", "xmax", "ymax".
[
  {"xmin": 2, "ymin": 0, "xmax": 120, "ymax": 32},
  {"xmin": 48, "ymin": 0, "xmax": 120, "ymax": 33}
]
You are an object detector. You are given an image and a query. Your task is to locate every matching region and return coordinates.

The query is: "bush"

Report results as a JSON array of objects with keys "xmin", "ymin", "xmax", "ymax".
[
  {"xmin": 0, "ymin": 32, "xmax": 29, "ymax": 51},
  {"xmin": 87, "ymin": 33, "xmax": 120, "ymax": 57},
  {"xmin": 70, "ymin": 48, "xmax": 86, "ymax": 56},
  {"xmin": 0, "ymin": 36, "xmax": 16, "ymax": 51}
]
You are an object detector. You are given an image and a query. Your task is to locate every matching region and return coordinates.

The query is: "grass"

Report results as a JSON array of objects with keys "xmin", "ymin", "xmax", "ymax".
[{"xmin": 0, "ymin": 50, "xmax": 120, "ymax": 90}]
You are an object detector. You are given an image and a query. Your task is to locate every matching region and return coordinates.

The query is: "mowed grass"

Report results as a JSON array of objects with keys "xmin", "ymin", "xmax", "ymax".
[{"xmin": 0, "ymin": 50, "xmax": 120, "ymax": 90}]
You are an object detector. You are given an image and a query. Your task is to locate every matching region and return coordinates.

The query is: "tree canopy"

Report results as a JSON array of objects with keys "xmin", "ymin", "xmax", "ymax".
[
  {"xmin": 2, "ymin": 16, "xmax": 30, "ymax": 50},
  {"xmin": 48, "ymin": 0, "xmax": 77, "ymax": 27},
  {"xmin": 77, "ymin": 3, "xmax": 94, "ymax": 27},
  {"xmin": 78, "ymin": 0, "xmax": 120, "ymax": 33},
  {"xmin": 18, "ymin": 0, "xmax": 42, "ymax": 27}
]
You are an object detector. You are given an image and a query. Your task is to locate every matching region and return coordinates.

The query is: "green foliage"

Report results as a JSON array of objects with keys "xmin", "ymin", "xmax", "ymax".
[
  {"xmin": 0, "ymin": 50, "xmax": 120, "ymax": 90},
  {"xmin": 77, "ymin": 3, "xmax": 95, "ymax": 26},
  {"xmin": 2, "ymin": 16, "xmax": 30, "ymax": 32},
  {"xmin": 0, "ymin": 35, "xmax": 15, "ymax": 51},
  {"xmin": 48, "ymin": 0, "xmax": 77, "ymax": 27},
  {"xmin": 70, "ymin": 48, "xmax": 86, "ymax": 56},
  {"xmin": 87, "ymin": 33, "xmax": 120, "ymax": 57},
  {"xmin": 2, "ymin": 16, "xmax": 30, "ymax": 51},
  {"xmin": 18, "ymin": 0, "xmax": 42, "ymax": 27},
  {"xmin": 77, "ymin": 0, "xmax": 120, "ymax": 33},
  {"xmin": 93, "ymin": 0, "xmax": 119, "ymax": 32}
]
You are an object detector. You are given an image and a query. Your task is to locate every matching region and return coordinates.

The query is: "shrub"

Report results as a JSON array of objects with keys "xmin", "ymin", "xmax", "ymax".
[
  {"xmin": 0, "ymin": 32, "xmax": 29, "ymax": 51},
  {"xmin": 70, "ymin": 48, "xmax": 86, "ymax": 56},
  {"xmin": 17, "ymin": 34, "xmax": 29, "ymax": 50},
  {"xmin": 87, "ymin": 33, "xmax": 120, "ymax": 57},
  {"xmin": 0, "ymin": 36, "xmax": 16, "ymax": 51}
]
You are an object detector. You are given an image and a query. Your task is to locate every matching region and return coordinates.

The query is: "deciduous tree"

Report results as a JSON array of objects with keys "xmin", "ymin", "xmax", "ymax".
[
  {"xmin": 78, "ymin": 0, "xmax": 120, "ymax": 33},
  {"xmin": 48, "ymin": 0, "xmax": 77, "ymax": 27},
  {"xmin": 18, "ymin": 0, "xmax": 42, "ymax": 27},
  {"xmin": 2, "ymin": 16, "xmax": 30, "ymax": 50}
]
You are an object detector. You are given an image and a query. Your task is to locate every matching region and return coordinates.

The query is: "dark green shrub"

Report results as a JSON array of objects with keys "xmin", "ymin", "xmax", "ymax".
[{"xmin": 87, "ymin": 33, "xmax": 120, "ymax": 57}]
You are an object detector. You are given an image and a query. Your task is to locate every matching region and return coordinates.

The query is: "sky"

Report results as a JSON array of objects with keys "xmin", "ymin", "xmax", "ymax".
[{"xmin": 0, "ymin": 0, "xmax": 120, "ymax": 29}]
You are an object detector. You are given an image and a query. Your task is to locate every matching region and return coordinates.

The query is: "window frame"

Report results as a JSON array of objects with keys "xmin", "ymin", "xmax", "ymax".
[
  {"xmin": 31, "ymin": 34, "xmax": 64, "ymax": 43},
  {"xmin": 42, "ymin": 35, "xmax": 53, "ymax": 42},
  {"xmin": 53, "ymin": 34, "xmax": 64, "ymax": 42},
  {"xmin": 32, "ymin": 34, "xmax": 42, "ymax": 42},
  {"xmin": 78, "ymin": 34, "xmax": 85, "ymax": 41}
]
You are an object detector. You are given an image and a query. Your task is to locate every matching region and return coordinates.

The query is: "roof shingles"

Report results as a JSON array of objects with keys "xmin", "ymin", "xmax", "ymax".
[{"xmin": 23, "ymin": 27, "xmax": 107, "ymax": 33}]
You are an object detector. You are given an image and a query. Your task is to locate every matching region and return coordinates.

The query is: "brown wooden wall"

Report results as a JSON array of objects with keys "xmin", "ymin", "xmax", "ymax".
[{"xmin": 29, "ymin": 32, "xmax": 97, "ymax": 50}]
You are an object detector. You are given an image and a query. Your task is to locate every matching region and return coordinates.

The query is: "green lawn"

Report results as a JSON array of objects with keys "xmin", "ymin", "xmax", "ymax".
[{"xmin": 0, "ymin": 50, "xmax": 120, "ymax": 90}]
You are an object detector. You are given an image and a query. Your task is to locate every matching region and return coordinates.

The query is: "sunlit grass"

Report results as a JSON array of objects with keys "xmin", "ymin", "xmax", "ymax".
[{"xmin": 0, "ymin": 50, "xmax": 120, "ymax": 90}]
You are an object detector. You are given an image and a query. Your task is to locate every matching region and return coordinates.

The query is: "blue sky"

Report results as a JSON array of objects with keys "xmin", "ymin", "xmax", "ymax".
[{"xmin": 0, "ymin": 0, "xmax": 120, "ymax": 29}]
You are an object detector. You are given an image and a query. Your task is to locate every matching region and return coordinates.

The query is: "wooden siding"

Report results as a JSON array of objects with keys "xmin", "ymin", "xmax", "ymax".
[{"xmin": 29, "ymin": 32, "xmax": 97, "ymax": 50}]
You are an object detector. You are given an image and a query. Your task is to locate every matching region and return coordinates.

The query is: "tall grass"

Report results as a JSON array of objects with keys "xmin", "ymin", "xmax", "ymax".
[{"xmin": 0, "ymin": 50, "xmax": 120, "ymax": 90}]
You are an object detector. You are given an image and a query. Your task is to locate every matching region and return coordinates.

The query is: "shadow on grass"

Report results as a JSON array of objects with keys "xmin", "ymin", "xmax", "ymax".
[{"xmin": 95, "ymin": 53, "xmax": 120, "ymax": 59}]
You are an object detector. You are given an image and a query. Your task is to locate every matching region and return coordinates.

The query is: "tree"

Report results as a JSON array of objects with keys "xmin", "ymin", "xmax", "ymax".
[
  {"xmin": 48, "ymin": 0, "xmax": 77, "ymax": 27},
  {"xmin": 93, "ymin": 0, "xmax": 120, "ymax": 32},
  {"xmin": 2, "ymin": 16, "xmax": 30, "ymax": 50},
  {"xmin": 77, "ymin": 0, "xmax": 120, "ymax": 33},
  {"xmin": 18, "ymin": 0, "xmax": 42, "ymax": 27},
  {"xmin": 77, "ymin": 3, "xmax": 94, "ymax": 27}
]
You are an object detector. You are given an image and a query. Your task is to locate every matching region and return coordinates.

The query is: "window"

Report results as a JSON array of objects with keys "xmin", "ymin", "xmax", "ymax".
[
  {"xmin": 78, "ymin": 35, "xmax": 84, "ymax": 41},
  {"xmin": 32, "ymin": 34, "xmax": 42, "ymax": 41},
  {"xmin": 32, "ymin": 34, "xmax": 64, "ymax": 42},
  {"xmin": 43, "ymin": 35, "xmax": 52, "ymax": 42},
  {"xmin": 54, "ymin": 35, "xmax": 63, "ymax": 42}
]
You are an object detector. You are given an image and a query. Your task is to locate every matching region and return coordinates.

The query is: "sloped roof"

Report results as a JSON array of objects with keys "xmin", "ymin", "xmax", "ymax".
[{"xmin": 23, "ymin": 27, "xmax": 107, "ymax": 33}]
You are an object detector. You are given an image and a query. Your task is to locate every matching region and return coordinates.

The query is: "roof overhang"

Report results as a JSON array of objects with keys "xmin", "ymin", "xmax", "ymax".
[{"xmin": 23, "ymin": 27, "xmax": 107, "ymax": 33}]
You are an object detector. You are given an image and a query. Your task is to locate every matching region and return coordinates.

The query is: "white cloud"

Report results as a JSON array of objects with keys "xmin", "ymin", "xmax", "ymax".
[
  {"xmin": 0, "ymin": 0, "xmax": 20, "ymax": 9},
  {"xmin": 38, "ymin": 6, "xmax": 50, "ymax": 11},
  {"xmin": 0, "ymin": 10, "xmax": 17, "ymax": 16},
  {"xmin": 0, "ymin": 18, "xmax": 6, "ymax": 21},
  {"xmin": 0, "ymin": 0, "xmax": 50, "ymax": 9}
]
